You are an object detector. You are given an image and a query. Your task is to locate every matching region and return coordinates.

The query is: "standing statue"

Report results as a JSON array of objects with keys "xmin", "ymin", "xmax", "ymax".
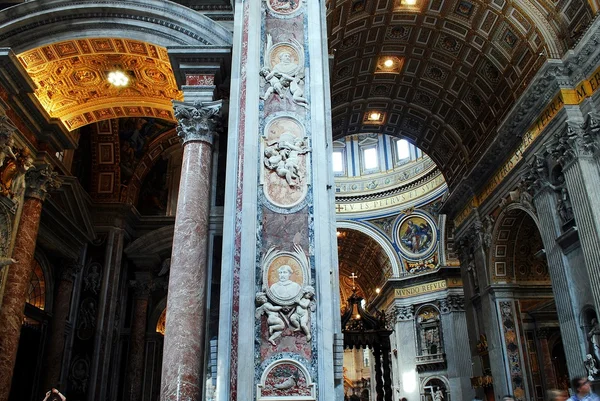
[
  {"xmin": 433, "ymin": 388, "xmax": 444, "ymax": 401},
  {"xmin": 585, "ymin": 354, "xmax": 599, "ymax": 381},
  {"xmin": 0, "ymin": 147, "xmax": 34, "ymax": 198},
  {"xmin": 589, "ymin": 318, "xmax": 600, "ymax": 365}
]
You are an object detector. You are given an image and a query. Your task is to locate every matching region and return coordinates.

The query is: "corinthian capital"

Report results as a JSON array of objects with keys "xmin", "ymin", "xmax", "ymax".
[
  {"xmin": 173, "ymin": 100, "xmax": 223, "ymax": 145},
  {"xmin": 521, "ymin": 153, "xmax": 551, "ymax": 196},
  {"xmin": 551, "ymin": 119, "xmax": 597, "ymax": 167},
  {"xmin": 25, "ymin": 164, "xmax": 62, "ymax": 201}
]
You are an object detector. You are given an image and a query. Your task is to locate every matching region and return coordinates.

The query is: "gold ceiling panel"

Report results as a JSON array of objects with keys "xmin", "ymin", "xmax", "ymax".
[{"xmin": 18, "ymin": 38, "xmax": 183, "ymax": 130}]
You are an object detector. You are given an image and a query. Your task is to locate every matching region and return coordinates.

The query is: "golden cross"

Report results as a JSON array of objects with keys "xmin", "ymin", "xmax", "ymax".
[{"xmin": 350, "ymin": 272, "xmax": 358, "ymax": 289}]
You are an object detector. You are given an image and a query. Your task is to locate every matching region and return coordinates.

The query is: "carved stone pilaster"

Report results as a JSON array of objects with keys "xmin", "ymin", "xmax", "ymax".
[
  {"xmin": 25, "ymin": 164, "xmax": 61, "ymax": 201},
  {"xmin": 439, "ymin": 295, "xmax": 465, "ymax": 313},
  {"xmin": 392, "ymin": 305, "xmax": 414, "ymax": 322},
  {"xmin": 173, "ymin": 100, "xmax": 223, "ymax": 146}
]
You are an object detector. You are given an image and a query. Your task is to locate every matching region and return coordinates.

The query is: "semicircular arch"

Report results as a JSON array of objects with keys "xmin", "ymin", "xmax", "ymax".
[
  {"xmin": 0, "ymin": 0, "xmax": 233, "ymax": 52},
  {"xmin": 337, "ymin": 220, "xmax": 401, "ymax": 277}
]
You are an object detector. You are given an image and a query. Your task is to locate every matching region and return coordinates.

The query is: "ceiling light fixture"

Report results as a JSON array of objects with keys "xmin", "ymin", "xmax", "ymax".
[
  {"xmin": 375, "ymin": 288, "xmax": 381, "ymax": 294},
  {"xmin": 369, "ymin": 111, "xmax": 381, "ymax": 121},
  {"xmin": 107, "ymin": 71, "xmax": 129, "ymax": 87},
  {"xmin": 384, "ymin": 59, "xmax": 394, "ymax": 68},
  {"xmin": 403, "ymin": 0, "xmax": 417, "ymax": 5}
]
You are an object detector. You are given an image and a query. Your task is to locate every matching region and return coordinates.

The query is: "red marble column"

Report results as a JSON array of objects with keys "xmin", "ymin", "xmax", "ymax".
[
  {"xmin": 40, "ymin": 260, "xmax": 80, "ymax": 392},
  {"xmin": 0, "ymin": 165, "xmax": 60, "ymax": 401},
  {"xmin": 537, "ymin": 329, "xmax": 558, "ymax": 390},
  {"xmin": 125, "ymin": 278, "xmax": 151, "ymax": 401},
  {"xmin": 160, "ymin": 100, "xmax": 221, "ymax": 401}
]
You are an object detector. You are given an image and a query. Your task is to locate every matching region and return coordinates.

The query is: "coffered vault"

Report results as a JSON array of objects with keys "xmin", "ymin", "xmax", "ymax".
[{"xmin": 327, "ymin": 0, "xmax": 595, "ymax": 189}]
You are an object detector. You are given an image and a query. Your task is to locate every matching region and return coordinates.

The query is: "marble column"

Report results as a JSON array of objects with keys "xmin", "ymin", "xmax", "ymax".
[
  {"xmin": 41, "ymin": 259, "xmax": 82, "ymax": 392},
  {"xmin": 0, "ymin": 165, "xmax": 60, "ymax": 401},
  {"xmin": 160, "ymin": 100, "xmax": 221, "ymax": 401},
  {"xmin": 125, "ymin": 275, "xmax": 152, "ymax": 401},
  {"xmin": 536, "ymin": 328, "xmax": 558, "ymax": 390},
  {"xmin": 529, "ymin": 181, "xmax": 586, "ymax": 379},
  {"xmin": 552, "ymin": 117, "xmax": 600, "ymax": 317}
]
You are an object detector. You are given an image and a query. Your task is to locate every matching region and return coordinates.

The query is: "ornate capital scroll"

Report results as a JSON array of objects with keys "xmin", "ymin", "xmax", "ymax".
[
  {"xmin": 173, "ymin": 100, "xmax": 223, "ymax": 145},
  {"xmin": 551, "ymin": 118, "xmax": 598, "ymax": 167},
  {"xmin": 392, "ymin": 304, "xmax": 414, "ymax": 322},
  {"xmin": 439, "ymin": 295, "xmax": 465, "ymax": 313},
  {"xmin": 25, "ymin": 164, "xmax": 62, "ymax": 201}
]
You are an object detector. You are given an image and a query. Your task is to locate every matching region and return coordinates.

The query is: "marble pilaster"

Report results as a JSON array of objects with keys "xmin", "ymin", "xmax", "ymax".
[
  {"xmin": 218, "ymin": 1, "xmax": 339, "ymax": 400},
  {"xmin": 0, "ymin": 165, "xmax": 60, "ymax": 401},
  {"xmin": 529, "ymin": 183, "xmax": 586, "ymax": 378},
  {"xmin": 160, "ymin": 100, "xmax": 221, "ymax": 401},
  {"xmin": 41, "ymin": 259, "xmax": 82, "ymax": 392},
  {"xmin": 552, "ymin": 119, "xmax": 600, "ymax": 317},
  {"xmin": 125, "ymin": 275, "xmax": 153, "ymax": 401}
]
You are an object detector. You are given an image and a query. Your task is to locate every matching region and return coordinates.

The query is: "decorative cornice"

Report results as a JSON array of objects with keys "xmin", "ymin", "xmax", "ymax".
[
  {"xmin": 25, "ymin": 164, "xmax": 62, "ymax": 201},
  {"xmin": 173, "ymin": 100, "xmax": 223, "ymax": 145}
]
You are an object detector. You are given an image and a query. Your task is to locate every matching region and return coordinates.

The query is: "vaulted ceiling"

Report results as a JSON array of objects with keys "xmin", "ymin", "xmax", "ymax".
[
  {"xmin": 327, "ymin": 0, "xmax": 594, "ymax": 189},
  {"xmin": 17, "ymin": 39, "xmax": 182, "ymax": 130},
  {"xmin": 337, "ymin": 228, "xmax": 393, "ymax": 304}
]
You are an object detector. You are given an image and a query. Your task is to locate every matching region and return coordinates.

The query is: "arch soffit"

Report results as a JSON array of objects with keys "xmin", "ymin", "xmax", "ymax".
[
  {"xmin": 488, "ymin": 204, "xmax": 544, "ymax": 284},
  {"xmin": 337, "ymin": 220, "xmax": 401, "ymax": 277},
  {"xmin": 124, "ymin": 130, "xmax": 180, "ymax": 205},
  {"xmin": 124, "ymin": 225, "xmax": 175, "ymax": 260},
  {"xmin": 0, "ymin": 0, "xmax": 233, "ymax": 52}
]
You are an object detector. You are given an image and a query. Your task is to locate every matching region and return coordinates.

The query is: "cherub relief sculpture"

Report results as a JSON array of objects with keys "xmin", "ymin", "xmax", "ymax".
[
  {"xmin": 264, "ymin": 132, "xmax": 311, "ymax": 187},
  {"xmin": 256, "ymin": 292, "xmax": 286, "ymax": 345},
  {"xmin": 289, "ymin": 286, "xmax": 315, "ymax": 341},
  {"xmin": 261, "ymin": 35, "xmax": 309, "ymax": 109}
]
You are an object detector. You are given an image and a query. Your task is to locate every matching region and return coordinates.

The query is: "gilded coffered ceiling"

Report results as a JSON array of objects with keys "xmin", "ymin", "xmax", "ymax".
[
  {"xmin": 327, "ymin": 0, "xmax": 594, "ymax": 189},
  {"xmin": 338, "ymin": 228, "xmax": 393, "ymax": 304},
  {"xmin": 17, "ymin": 38, "xmax": 183, "ymax": 131}
]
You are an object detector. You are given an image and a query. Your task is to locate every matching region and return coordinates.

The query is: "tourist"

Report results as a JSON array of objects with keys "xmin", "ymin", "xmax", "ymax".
[{"xmin": 569, "ymin": 377, "xmax": 600, "ymax": 401}]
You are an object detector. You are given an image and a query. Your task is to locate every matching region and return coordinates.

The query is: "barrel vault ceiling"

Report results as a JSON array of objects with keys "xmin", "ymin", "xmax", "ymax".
[{"xmin": 327, "ymin": 0, "xmax": 594, "ymax": 188}]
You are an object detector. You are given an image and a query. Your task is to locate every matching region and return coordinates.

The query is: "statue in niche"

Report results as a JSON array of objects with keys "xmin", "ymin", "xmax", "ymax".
[
  {"xmin": 84, "ymin": 264, "xmax": 101, "ymax": 294},
  {"xmin": 289, "ymin": 286, "xmax": 315, "ymax": 341},
  {"xmin": 255, "ymin": 292, "xmax": 286, "ymax": 345},
  {"xmin": 556, "ymin": 187, "xmax": 574, "ymax": 224},
  {"xmin": 261, "ymin": 35, "xmax": 308, "ymax": 108},
  {"xmin": 264, "ymin": 132, "xmax": 311, "ymax": 187},
  {"xmin": 433, "ymin": 388, "xmax": 445, "ymax": 401},
  {"xmin": 585, "ymin": 354, "xmax": 599, "ymax": 380},
  {"xmin": 589, "ymin": 318, "xmax": 600, "ymax": 366},
  {"xmin": 467, "ymin": 253, "xmax": 479, "ymax": 291}
]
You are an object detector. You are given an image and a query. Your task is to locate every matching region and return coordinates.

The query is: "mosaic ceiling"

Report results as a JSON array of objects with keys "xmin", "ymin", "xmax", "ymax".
[
  {"xmin": 337, "ymin": 228, "xmax": 393, "ymax": 304},
  {"xmin": 17, "ymin": 38, "xmax": 183, "ymax": 131},
  {"xmin": 327, "ymin": 0, "xmax": 594, "ymax": 188}
]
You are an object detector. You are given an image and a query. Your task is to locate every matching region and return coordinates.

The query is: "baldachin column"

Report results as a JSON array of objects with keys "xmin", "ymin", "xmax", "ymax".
[
  {"xmin": 0, "ymin": 165, "xmax": 60, "ymax": 401},
  {"xmin": 160, "ymin": 100, "xmax": 221, "ymax": 401}
]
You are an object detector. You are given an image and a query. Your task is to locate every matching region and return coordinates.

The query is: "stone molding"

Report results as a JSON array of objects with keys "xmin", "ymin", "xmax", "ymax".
[
  {"xmin": 25, "ymin": 165, "xmax": 62, "ymax": 201},
  {"xmin": 173, "ymin": 100, "xmax": 223, "ymax": 146}
]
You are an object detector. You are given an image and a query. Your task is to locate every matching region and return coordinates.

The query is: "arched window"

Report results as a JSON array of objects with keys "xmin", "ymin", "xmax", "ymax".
[
  {"xmin": 416, "ymin": 306, "xmax": 443, "ymax": 355},
  {"xmin": 156, "ymin": 308, "xmax": 166, "ymax": 335},
  {"xmin": 26, "ymin": 259, "xmax": 46, "ymax": 310}
]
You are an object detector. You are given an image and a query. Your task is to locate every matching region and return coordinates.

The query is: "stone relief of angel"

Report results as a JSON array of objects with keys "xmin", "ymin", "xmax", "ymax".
[
  {"xmin": 261, "ymin": 34, "xmax": 309, "ymax": 109},
  {"xmin": 264, "ymin": 132, "xmax": 311, "ymax": 187}
]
